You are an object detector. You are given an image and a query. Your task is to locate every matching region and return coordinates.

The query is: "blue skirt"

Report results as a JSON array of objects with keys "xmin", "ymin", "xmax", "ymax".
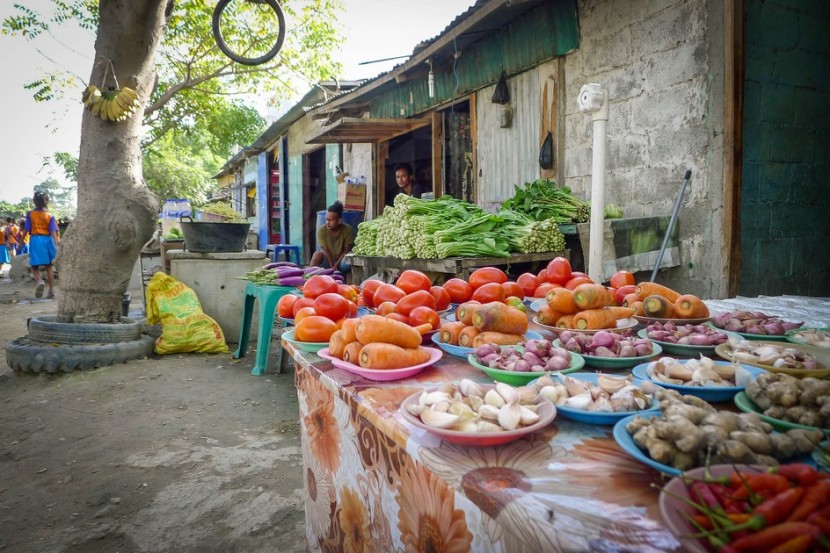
[
  {"xmin": 0, "ymin": 246, "xmax": 10, "ymax": 264},
  {"xmin": 29, "ymin": 235, "xmax": 57, "ymax": 267}
]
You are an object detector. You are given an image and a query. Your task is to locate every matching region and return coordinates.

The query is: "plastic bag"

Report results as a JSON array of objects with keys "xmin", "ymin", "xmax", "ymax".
[
  {"xmin": 539, "ymin": 132, "xmax": 554, "ymax": 169},
  {"xmin": 145, "ymin": 272, "xmax": 229, "ymax": 355},
  {"xmin": 491, "ymin": 71, "xmax": 510, "ymax": 105}
]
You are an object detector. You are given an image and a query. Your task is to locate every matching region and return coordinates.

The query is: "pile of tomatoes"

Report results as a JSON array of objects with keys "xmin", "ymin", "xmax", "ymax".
[
  {"xmin": 360, "ymin": 270, "xmax": 448, "ymax": 332},
  {"xmin": 276, "ymin": 275, "xmax": 361, "ymax": 343}
]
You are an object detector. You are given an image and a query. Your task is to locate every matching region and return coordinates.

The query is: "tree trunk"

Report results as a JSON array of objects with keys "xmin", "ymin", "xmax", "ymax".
[{"xmin": 58, "ymin": 0, "xmax": 171, "ymax": 323}]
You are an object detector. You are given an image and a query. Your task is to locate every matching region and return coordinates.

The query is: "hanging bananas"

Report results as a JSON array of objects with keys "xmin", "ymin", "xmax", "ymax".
[{"xmin": 82, "ymin": 85, "xmax": 141, "ymax": 122}]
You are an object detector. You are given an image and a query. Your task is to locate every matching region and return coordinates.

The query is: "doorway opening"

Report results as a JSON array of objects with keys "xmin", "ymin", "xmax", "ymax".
[{"xmin": 303, "ymin": 147, "xmax": 327, "ymax": 262}]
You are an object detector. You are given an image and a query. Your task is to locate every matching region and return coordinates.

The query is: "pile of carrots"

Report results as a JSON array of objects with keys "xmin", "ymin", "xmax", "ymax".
[
  {"xmin": 538, "ymin": 283, "xmax": 635, "ymax": 330},
  {"xmin": 623, "ymin": 282, "xmax": 710, "ymax": 320},
  {"xmin": 327, "ymin": 315, "xmax": 433, "ymax": 370},
  {"xmin": 675, "ymin": 463, "xmax": 829, "ymax": 552},
  {"xmin": 440, "ymin": 301, "xmax": 529, "ymax": 348}
]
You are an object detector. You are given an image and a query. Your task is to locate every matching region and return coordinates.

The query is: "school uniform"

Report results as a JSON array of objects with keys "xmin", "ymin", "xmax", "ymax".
[{"xmin": 25, "ymin": 209, "xmax": 58, "ymax": 267}]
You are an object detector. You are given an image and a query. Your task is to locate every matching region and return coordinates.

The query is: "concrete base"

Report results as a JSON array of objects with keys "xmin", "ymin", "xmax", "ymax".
[{"xmin": 168, "ymin": 249, "xmax": 268, "ymax": 344}]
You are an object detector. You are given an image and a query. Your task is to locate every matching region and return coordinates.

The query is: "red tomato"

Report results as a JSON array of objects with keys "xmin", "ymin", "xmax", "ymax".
[
  {"xmin": 613, "ymin": 285, "xmax": 638, "ymax": 305},
  {"xmin": 313, "ymin": 292, "xmax": 351, "ymax": 321},
  {"xmin": 375, "ymin": 301, "xmax": 397, "ymax": 316},
  {"xmin": 429, "ymin": 286, "xmax": 451, "ymax": 311},
  {"xmin": 565, "ymin": 276, "xmax": 594, "ymax": 291},
  {"xmin": 570, "ymin": 271, "xmax": 590, "ymax": 280},
  {"xmin": 337, "ymin": 284, "xmax": 360, "ymax": 304},
  {"xmin": 395, "ymin": 290, "xmax": 436, "ymax": 317},
  {"xmin": 442, "ymin": 278, "xmax": 473, "ymax": 303},
  {"xmin": 409, "ymin": 306, "xmax": 440, "ymax": 330},
  {"xmin": 471, "ymin": 282, "xmax": 506, "ymax": 303},
  {"xmin": 395, "ymin": 269, "xmax": 432, "ymax": 294},
  {"xmin": 536, "ymin": 268, "xmax": 551, "ymax": 284},
  {"xmin": 607, "ymin": 286, "xmax": 620, "ymax": 306},
  {"xmin": 295, "ymin": 315, "xmax": 338, "ymax": 342},
  {"xmin": 533, "ymin": 283, "xmax": 561, "ymax": 298},
  {"xmin": 468, "ymin": 267, "xmax": 508, "ymax": 289},
  {"xmin": 385, "ymin": 312, "xmax": 410, "ymax": 324},
  {"xmin": 293, "ymin": 306, "xmax": 317, "ymax": 325},
  {"xmin": 609, "ymin": 270, "xmax": 636, "ymax": 289},
  {"xmin": 360, "ymin": 279, "xmax": 385, "ymax": 308},
  {"xmin": 303, "ymin": 275, "xmax": 339, "ymax": 299},
  {"xmin": 346, "ymin": 300, "xmax": 358, "ymax": 318},
  {"xmin": 501, "ymin": 281, "xmax": 524, "ymax": 301},
  {"xmin": 516, "ymin": 273, "xmax": 539, "ymax": 297},
  {"xmin": 373, "ymin": 283, "xmax": 407, "ymax": 306},
  {"xmin": 291, "ymin": 297, "xmax": 315, "ymax": 317},
  {"xmin": 504, "ymin": 296, "xmax": 527, "ymax": 313},
  {"xmin": 277, "ymin": 294, "xmax": 298, "ymax": 319},
  {"xmin": 545, "ymin": 257, "xmax": 572, "ymax": 285}
]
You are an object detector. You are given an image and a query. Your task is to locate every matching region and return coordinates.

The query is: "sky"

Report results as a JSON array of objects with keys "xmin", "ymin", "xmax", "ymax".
[{"xmin": 0, "ymin": 0, "xmax": 476, "ymax": 205}]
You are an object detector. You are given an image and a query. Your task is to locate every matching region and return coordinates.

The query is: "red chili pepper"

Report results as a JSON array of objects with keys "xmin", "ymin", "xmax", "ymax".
[
  {"xmin": 787, "ymin": 479, "xmax": 830, "ymax": 522},
  {"xmin": 711, "ymin": 483, "xmax": 749, "ymax": 514},
  {"xmin": 752, "ymin": 487, "xmax": 806, "ymax": 526},
  {"xmin": 768, "ymin": 534, "xmax": 815, "ymax": 553},
  {"xmin": 731, "ymin": 473, "xmax": 791, "ymax": 501},
  {"xmin": 731, "ymin": 522, "xmax": 821, "ymax": 552},
  {"xmin": 774, "ymin": 463, "xmax": 823, "ymax": 487},
  {"xmin": 691, "ymin": 481, "xmax": 725, "ymax": 513}
]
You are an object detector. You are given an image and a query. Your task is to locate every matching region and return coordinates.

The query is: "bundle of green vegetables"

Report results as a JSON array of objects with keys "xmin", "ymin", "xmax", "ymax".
[
  {"xmin": 501, "ymin": 178, "xmax": 590, "ymax": 223},
  {"xmin": 352, "ymin": 194, "xmax": 565, "ymax": 259}
]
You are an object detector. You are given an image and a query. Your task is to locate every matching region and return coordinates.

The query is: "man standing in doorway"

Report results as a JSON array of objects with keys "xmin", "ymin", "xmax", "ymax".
[{"xmin": 394, "ymin": 163, "xmax": 427, "ymax": 198}]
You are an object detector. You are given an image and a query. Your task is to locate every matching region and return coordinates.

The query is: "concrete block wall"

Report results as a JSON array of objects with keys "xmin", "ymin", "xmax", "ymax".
[
  {"xmin": 562, "ymin": 0, "xmax": 727, "ymax": 298},
  {"xmin": 739, "ymin": 0, "xmax": 830, "ymax": 297}
]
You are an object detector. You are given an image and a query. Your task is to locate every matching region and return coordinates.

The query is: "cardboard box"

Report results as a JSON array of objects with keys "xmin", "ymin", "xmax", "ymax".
[{"xmin": 338, "ymin": 183, "xmax": 366, "ymax": 212}]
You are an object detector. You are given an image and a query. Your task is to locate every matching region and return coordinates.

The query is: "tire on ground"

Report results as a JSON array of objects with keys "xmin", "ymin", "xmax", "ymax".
[
  {"xmin": 27, "ymin": 315, "xmax": 143, "ymax": 345},
  {"xmin": 5, "ymin": 335, "xmax": 156, "ymax": 373}
]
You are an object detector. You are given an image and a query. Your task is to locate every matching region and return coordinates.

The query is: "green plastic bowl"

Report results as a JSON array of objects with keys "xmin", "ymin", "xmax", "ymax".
[{"xmin": 466, "ymin": 348, "xmax": 585, "ymax": 386}]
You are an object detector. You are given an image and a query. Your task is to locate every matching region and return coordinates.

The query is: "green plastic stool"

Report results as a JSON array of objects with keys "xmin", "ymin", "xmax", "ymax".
[{"xmin": 233, "ymin": 282, "xmax": 295, "ymax": 376}]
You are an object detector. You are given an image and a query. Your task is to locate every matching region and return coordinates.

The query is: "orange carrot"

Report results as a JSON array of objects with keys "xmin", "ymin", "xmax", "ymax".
[
  {"xmin": 472, "ymin": 331, "xmax": 524, "ymax": 348},
  {"xmin": 458, "ymin": 326, "xmax": 480, "ymax": 348},
  {"xmin": 328, "ymin": 330, "xmax": 348, "ymax": 359},
  {"xmin": 634, "ymin": 282, "xmax": 681, "ymax": 303},
  {"xmin": 621, "ymin": 293, "xmax": 642, "ymax": 307},
  {"xmin": 536, "ymin": 305, "xmax": 564, "ymax": 326},
  {"xmin": 340, "ymin": 318, "xmax": 359, "ymax": 343},
  {"xmin": 358, "ymin": 343, "xmax": 430, "ymax": 369},
  {"xmin": 673, "ymin": 294, "xmax": 710, "ymax": 319},
  {"xmin": 555, "ymin": 314, "xmax": 576, "ymax": 329},
  {"xmin": 439, "ymin": 321, "xmax": 466, "ymax": 345},
  {"xmin": 343, "ymin": 342, "xmax": 362, "ymax": 364},
  {"xmin": 573, "ymin": 306, "xmax": 636, "ymax": 330},
  {"xmin": 471, "ymin": 301, "xmax": 529, "ymax": 334},
  {"xmin": 456, "ymin": 301, "xmax": 481, "ymax": 326},
  {"xmin": 355, "ymin": 314, "xmax": 422, "ymax": 349},
  {"xmin": 642, "ymin": 295, "xmax": 675, "ymax": 318},
  {"xmin": 413, "ymin": 323, "xmax": 433, "ymax": 335},
  {"xmin": 545, "ymin": 288, "xmax": 579, "ymax": 314},
  {"xmin": 629, "ymin": 301, "xmax": 645, "ymax": 316},
  {"xmin": 572, "ymin": 283, "xmax": 614, "ymax": 309}
]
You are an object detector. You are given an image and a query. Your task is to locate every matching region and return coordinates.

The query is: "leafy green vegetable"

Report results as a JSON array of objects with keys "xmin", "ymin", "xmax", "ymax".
[{"xmin": 501, "ymin": 179, "xmax": 590, "ymax": 223}]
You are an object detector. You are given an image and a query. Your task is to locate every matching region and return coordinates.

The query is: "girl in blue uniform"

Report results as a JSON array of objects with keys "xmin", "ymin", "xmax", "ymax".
[{"xmin": 24, "ymin": 192, "xmax": 60, "ymax": 299}]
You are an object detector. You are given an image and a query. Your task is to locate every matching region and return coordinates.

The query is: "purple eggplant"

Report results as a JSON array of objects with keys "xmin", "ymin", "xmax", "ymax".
[
  {"xmin": 264, "ymin": 261, "xmax": 300, "ymax": 270},
  {"xmin": 272, "ymin": 267, "xmax": 305, "ymax": 278},
  {"xmin": 275, "ymin": 276, "xmax": 306, "ymax": 287}
]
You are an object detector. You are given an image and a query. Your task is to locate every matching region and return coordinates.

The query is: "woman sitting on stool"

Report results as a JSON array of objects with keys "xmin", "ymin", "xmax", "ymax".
[{"xmin": 310, "ymin": 200, "xmax": 353, "ymax": 274}]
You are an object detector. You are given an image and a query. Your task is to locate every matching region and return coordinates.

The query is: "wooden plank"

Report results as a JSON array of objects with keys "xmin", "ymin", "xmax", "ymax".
[
  {"xmin": 723, "ymin": 0, "xmax": 743, "ymax": 297},
  {"xmin": 432, "ymin": 111, "xmax": 443, "ymax": 197}
]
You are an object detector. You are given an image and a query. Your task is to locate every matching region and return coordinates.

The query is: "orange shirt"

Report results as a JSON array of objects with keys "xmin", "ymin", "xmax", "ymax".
[{"xmin": 25, "ymin": 209, "xmax": 58, "ymax": 236}]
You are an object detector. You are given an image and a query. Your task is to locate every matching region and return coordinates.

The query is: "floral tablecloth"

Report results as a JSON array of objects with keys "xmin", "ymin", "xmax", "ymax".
[{"xmin": 286, "ymin": 340, "xmax": 681, "ymax": 553}]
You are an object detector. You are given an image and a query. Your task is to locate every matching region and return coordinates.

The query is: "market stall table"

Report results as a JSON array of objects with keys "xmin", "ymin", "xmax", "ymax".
[
  {"xmin": 284, "ymin": 337, "xmax": 681, "ymax": 552},
  {"xmin": 347, "ymin": 250, "xmax": 565, "ymax": 284}
]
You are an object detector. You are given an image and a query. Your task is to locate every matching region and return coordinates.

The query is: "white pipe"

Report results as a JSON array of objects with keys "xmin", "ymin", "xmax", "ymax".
[{"xmin": 577, "ymin": 84, "xmax": 609, "ymax": 283}]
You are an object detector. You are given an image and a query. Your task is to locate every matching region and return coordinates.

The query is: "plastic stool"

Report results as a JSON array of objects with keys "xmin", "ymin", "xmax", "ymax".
[
  {"xmin": 271, "ymin": 244, "xmax": 301, "ymax": 264},
  {"xmin": 233, "ymin": 282, "xmax": 295, "ymax": 376}
]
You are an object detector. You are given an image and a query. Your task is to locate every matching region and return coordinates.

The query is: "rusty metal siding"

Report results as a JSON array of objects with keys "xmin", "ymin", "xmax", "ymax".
[
  {"xmin": 368, "ymin": 0, "xmax": 579, "ymax": 120},
  {"xmin": 476, "ymin": 60, "xmax": 559, "ymax": 210}
]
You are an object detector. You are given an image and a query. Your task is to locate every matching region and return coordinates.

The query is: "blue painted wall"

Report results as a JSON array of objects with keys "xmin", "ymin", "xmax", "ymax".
[{"xmin": 288, "ymin": 155, "xmax": 304, "ymax": 261}]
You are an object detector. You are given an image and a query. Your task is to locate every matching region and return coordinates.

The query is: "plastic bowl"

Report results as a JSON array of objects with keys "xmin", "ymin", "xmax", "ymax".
[
  {"xmin": 632, "ymin": 360, "xmax": 766, "ymax": 402},
  {"xmin": 715, "ymin": 341, "xmax": 830, "ymax": 378},
  {"xmin": 466, "ymin": 348, "xmax": 585, "ymax": 386},
  {"xmin": 431, "ymin": 330, "xmax": 543, "ymax": 358},
  {"xmin": 281, "ymin": 329, "xmax": 328, "ymax": 353}
]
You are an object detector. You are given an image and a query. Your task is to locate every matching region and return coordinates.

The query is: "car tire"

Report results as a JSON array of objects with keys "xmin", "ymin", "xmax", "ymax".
[
  {"xmin": 6, "ymin": 335, "xmax": 156, "ymax": 373},
  {"xmin": 27, "ymin": 316, "xmax": 143, "ymax": 345}
]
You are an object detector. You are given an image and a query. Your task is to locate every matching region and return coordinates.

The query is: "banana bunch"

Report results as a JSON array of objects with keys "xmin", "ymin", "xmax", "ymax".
[{"xmin": 82, "ymin": 85, "xmax": 141, "ymax": 122}]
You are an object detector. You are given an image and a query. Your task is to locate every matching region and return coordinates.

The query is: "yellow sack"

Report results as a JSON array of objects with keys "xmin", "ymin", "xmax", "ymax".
[{"xmin": 145, "ymin": 272, "xmax": 229, "ymax": 355}]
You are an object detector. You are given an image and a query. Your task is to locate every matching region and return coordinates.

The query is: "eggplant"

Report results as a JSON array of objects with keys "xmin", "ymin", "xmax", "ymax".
[
  {"xmin": 275, "ymin": 276, "xmax": 306, "ymax": 287},
  {"xmin": 272, "ymin": 267, "xmax": 305, "ymax": 278},
  {"xmin": 264, "ymin": 261, "xmax": 300, "ymax": 270}
]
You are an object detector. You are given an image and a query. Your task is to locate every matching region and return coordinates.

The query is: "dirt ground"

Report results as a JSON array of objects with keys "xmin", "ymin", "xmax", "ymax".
[{"xmin": 0, "ymin": 273, "xmax": 307, "ymax": 553}]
